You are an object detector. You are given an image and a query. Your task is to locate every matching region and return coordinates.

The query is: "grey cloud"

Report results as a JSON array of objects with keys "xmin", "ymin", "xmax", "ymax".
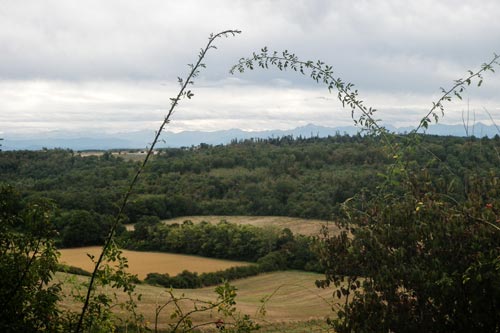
[
  {"xmin": 2, "ymin": 1, "xmax": 499, "ymax": 85},
  {"xmin": 1, "ymin": 0, "xmax": 499, "ymax": 135},
  {"xmin": 1, "ymin": 77, "xmax": 499, "ymax": 135}
]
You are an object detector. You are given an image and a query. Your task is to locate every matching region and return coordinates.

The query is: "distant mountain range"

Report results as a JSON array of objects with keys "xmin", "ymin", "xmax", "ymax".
[{"xmin": 1, "ymin": 123, "xmax": 499, "ymax": 151}]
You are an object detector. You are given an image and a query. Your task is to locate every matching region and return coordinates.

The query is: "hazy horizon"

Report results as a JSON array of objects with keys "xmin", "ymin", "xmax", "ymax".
[{"xmin": 2, "ymin": 122, "xmax": 499, "ymax": 151}]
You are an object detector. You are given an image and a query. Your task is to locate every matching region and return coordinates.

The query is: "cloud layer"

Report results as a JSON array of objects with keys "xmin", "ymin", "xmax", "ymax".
[{"xmin": 1, "ymin": 0, "xmax": 499, "ymax": 135}]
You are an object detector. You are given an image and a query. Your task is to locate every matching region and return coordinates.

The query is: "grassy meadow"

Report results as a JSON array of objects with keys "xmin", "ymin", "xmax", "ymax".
[{"xmin": 58, "ymin": 246, "xmax": 250, "ymax": 280}]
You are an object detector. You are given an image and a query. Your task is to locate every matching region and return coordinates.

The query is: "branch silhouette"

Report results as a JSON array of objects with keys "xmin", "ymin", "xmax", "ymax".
[{"xmin": 75, "ymin": 29, "xmax": 241, "ymax": 333}]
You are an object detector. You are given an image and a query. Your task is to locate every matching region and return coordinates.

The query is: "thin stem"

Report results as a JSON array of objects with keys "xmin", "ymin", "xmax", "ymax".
[
  {"xmin": 234, "ymin": 53, "xmax": 394, "ymax": 153},
  {"xmin": 413, "ymin": 54, "xmax": 500, "ymax": 134},
  {"xmin": 171, "ymin": 302, "xmax": 220, "ymax": 332},
  {"xmin": 483, "ymin": 107, "xmax": 500, "ymax": 135},
  {"xmin": 74, "ymin": 29, "xmax": 240, "ymax": 333}
]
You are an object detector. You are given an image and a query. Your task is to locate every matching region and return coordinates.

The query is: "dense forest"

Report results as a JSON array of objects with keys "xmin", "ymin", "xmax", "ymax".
[{"xmin": 1, "ymin": 133, "xmax": 499, "ymax": 249}]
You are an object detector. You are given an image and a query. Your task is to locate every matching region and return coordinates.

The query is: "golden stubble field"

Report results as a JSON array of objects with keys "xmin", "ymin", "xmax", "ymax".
[
  {"xmin": 58, "ymin": 246, "xmax": 250, "ymax": 280},
  {"xmin": 56, "ymin": 271, "xmax": 339, "ymax": 330}
]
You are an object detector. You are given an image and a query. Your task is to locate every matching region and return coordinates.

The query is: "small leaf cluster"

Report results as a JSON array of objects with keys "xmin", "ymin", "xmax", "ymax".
[
  {"xmin": 153, "ymin": 281, "xmax": 259, "ymax": 333},
  {"xmin": 169, "ymin": 30, "xmax": 241, "ymax": 109},
  {"xmin": 0, "ymin": 186, "xmax": 62, "ymax": 332},
  {"xmin": 416, "ymin": 53, "xmax": 499, "ymax": 132},
  {"xmin": 75, "ymin": 29, "xmax": 241, "ymax": 332},
  {"xmin": 68, "ymin": 241, "xmax": 145, "ymax": 332}
]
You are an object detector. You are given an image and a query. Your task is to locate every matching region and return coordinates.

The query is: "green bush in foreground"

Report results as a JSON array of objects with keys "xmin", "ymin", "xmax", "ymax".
[
  {"xmin": 319, "ymin": 168, "xmax": 500, "ymax": 332},
  {"xmin": 0, "ymin": 185, "xmax": 62, "ymax": 332}
]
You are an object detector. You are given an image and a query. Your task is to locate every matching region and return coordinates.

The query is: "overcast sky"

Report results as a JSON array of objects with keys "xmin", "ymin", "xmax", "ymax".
[{"xmin": 1, "ymin": 0, "xmax": 499, "ymax": 137}]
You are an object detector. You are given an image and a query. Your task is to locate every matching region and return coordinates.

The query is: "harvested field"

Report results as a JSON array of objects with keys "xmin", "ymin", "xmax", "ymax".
[
  {"xmin": 156, "ymin": 215, "xmax": 339, "ymax": 236},
  {"xmin": 58, "ymin": 246, "xmax": 249, "ymax": 280},
  {"xmin": 56, "ymin": 270, "xmax": 338, "ymax": 330}
]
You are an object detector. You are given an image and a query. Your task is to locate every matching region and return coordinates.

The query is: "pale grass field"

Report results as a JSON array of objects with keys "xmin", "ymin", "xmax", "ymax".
[
  {"xmin": 55, "ymin": 270, "xmax": 338, "ymax": 331},
  {"xmin": 58, "ymin": 246, "xmax": 250, "ymax": 280},
  {"xmin": 124, "ymin": 215, "xmax": 339, "ymax": 236},
  {"xmin": 78, "ymin": 150, "xmax": 153, "ymax": 161}
]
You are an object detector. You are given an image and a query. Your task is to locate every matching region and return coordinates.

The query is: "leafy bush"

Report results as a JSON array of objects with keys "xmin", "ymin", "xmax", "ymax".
[
  {"xmin": 257, "ymin": 251, "xmax": 289, "ymax": 272},
  {"xmin": 0, "ymin": 186, "xmax": 62, "ymax": 332},
  {"xmin": 318, "ymin": 167, "xmax": 500, "ymax": 332}
]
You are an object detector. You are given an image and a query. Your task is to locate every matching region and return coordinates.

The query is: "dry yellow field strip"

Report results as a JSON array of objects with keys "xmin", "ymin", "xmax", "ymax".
[
  {"xmin": 58, "ymin": 246, "xmax": 250, "ymax": 280},
  {"xmin": 56, "ymin": 270, "xmax": 339, "ymax": 330}
]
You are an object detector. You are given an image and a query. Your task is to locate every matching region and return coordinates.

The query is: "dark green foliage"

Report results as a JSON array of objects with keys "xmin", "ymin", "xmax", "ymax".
[
  {"xmin": 57, "ymin": 210, "xmax": 108, "ymax": 247},
  {"xmin": 145, "ymin": 265, "xmax": 262, "ymax": 289},
  {"xmin": 132, "ymin": 215, "xmax": 160, "ymax": 241},
  {"xmin": 126, "ymin": 218, "xmax": 323, "ymax": 290},
  {"xmin": 200, "ymin": 265, "xmax": 261, "ymax": 284},
  {"xmin": 318, "ymin": 155, "xmax": 500, "ymax": 332},
  {"xmin": 123, "ymin": 220, "xmax": 269, "ymax": 261},
  {"xmin": 257, "ymin": 251, "xmax": 289, "ymax": 272},
  {"xmin": 0, "ymin": 135, "xmax": 389, "ymax": 223},
  {"xmin": 56, "ymin": 264, "xmax": 92, "ymax": 276},
  {"xmin": 146, "ymin": 270, "xmax": 202, "ymax": 289},
  {"xmin": 0, "ymin": 185, "xmax": 62, "ymax": 332}
]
